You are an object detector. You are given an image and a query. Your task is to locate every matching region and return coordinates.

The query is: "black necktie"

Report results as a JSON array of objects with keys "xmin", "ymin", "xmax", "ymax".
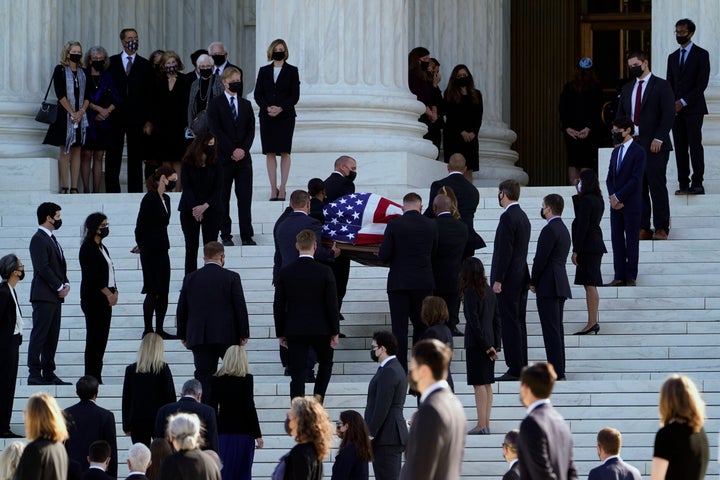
[
  {"xmin": 126, "ymin": 56, "xmax": 133, "ymax": 75},
  {"xmin": 230, "ymin": 96, "xmax": 238, "ymax": 122},
  {"xmin": 680, "ymin": 48, "xmax": 687, "ymax": 67},
  {"xmin": 51, "ymin": 234, "xmax": 63, "ymax": 259}
]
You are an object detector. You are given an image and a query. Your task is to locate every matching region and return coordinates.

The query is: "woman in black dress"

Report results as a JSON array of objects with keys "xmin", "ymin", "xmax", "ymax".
[
  {"xmin": 281, "ymin": 396, "xmax": 333, "ymax": 480},
  {"xmin": 43, "ymin": 41, "xmax": 90, "ymax": 194},
  {"xmin": 409, "ymin": 47, "xmax": 441, "ymax": 153},
  {"xmin": 79, "ymin": 212, "xmax": 117, "ymax": 384},
  {"xmin": 419, "ymin": 296, "xmax": 454, "ymax": 391},
  {"xmin": 461, "ymin": 257, "xmax": 500, "ymax": 435},
  {"xmin": 178, "ymin": 132, "xmax": 223, "ymax": 275},
  {"xmin": 331, "ymin": 410, "xmax": 372, "ymax": 480},
  {"xmin": 134, "ymin": 165, "xmax": 177, "ymax": 338},
  {"xmin": 651, "ymin": 375, "xmax": 709, "ymax": 480},
  {"xmin": 82, "ymin": 45, "xmax": 121, "ymax": 193},
  {"xmin": 571, "ymin": 169, "xmax": 607, "ymax": 335},
  {"xmin": 254, "ymin": 39, "xmax": 300, "ymax": 201},
  {"xmin": 209, "ymin": 345, "xmax": 263, "ymax": 480},
  {"xmin": 559, "ymin": 57, "xmax": 604, "ymax": 185},
  {"xmin": 443, "ymin": 64, "xmax": 483, "ymax": 181},
  {"xmin": 122, "ymin": 333, "xmax": 176, "ymax": 447}
]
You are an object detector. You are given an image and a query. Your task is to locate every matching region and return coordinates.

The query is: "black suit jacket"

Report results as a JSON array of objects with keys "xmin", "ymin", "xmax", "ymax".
[
  {"xmin": 157, "ymin": 448, "xmax": 221, "ymax": 480},
  {"xmin": 463, "ymin": 287, "xmax": 501, "ymax": 352},
  {"xmin": 272, "ymin": 206, "xmax": 294, "ymax": 283},
  {"xmin": 667, "ymin": 44, "xmax": 710, "ymax": 115},
  {"xmin": 433, "ymin": 214, "xmax": 468, "ymax": 294},
  {"xmin": 154, "ymin": 397, "xmax": 219, "ymax": 452},
  {"xmin": 588, "ymin": 456, "xmax": 642, "ymax": 480},
  {"xmin": 274, "ymin": 257, "xmax": 339, "ymax": 337},
  {"xmin": 79, "ymin": 241, "xmax": 114, "ymax": 307},
  {"xmin": 122, "ymin": 362, "xmax": 176, "ymax": 431},
  {"xmin": 254, "ymin": 62, "xmax": 300, "ymax": 118},
  {"xmin": 206, "ymin": 92, "xmax": 255, "ymax": 164},
  {"xmin": 503, "ymin": 461, "xmax": 520, "ymax": 480},
  {"xmin": 364, "ymin": 357, "xmax": 408, "ymax": 447},
  {"xmin": 518, "ymin": 402, "xmax": 578, "ymax": 480},
  {"xmin": 178, "ymin": 163, "xmax": 223, "ymax": 214},
  {"xmin": 209, "ymin": 374, "xmax": 262, "ymax": 438},
  {"xmin": 606, "ymin": 141, "xmax": 646, "ymax": 213},
  {"xmin": 531, "ymin": 218, "xmax": 572, "ymax": 299},
  {"xmin": 378, "ymin": 210, "xmax": 438, "ymax": 292},
  {"xmin": 135, "ymin": 193, "xmax": 171, "ymax": 251},
  {"xmin": 81, "ymin": 468, "xmax": 113, "ymax": 480},
  {"xmin": 13, "ymin": 438, "xmax": 69, "ymax": 480},
  {"xmin": 108, "ymin": 53, "xmax": 153, "ymax": 128},
  {"xmin": 571, "ymin": 194, "xmax": 607, "ymax": 254},
  {"xmin": 276, "ymin": 211, "xmax": 335, "ymax": 269},
  {"xmin": 64, "ymin": 400, "xmax": 118, "ymax": 477},
  {"xmin": 323, "ymin": 171, "xmax": 355, "ymax": 203},
  {"xmin": 176, "ymin": 263, "xmax": 250, "ymax": 348},
  {"xmin": 616, "ymin": 74, "xmax": 675, "ymax": 151},
  {"xmin": 0, "ymin": 282, "xmax": 20, "ymax": 349},
  {"xmin": 332, "ymin": 442, "xmax": 369, "ymax": 480},
  {"xmin": 490, "ymin": 204, "xmax": 530, "ymax": 292},
  {"xmin": 285, "ymin": 442, "xmax": 323, "ymax": 480},
  {"xmin": 29, "ymin": 229, "xmax": 68, "ymax": 303}
]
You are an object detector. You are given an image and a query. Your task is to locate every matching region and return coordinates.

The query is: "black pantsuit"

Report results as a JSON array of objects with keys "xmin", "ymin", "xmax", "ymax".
[
  {"xmin": 28, "ymin": 301, "xmax": 62, "ymax": 378},
  {"xmin": 180, "ymin": 210, "xmax": 221, "ymax": 275},
  {"xmin": 0, "ymin": 334, "xmax": 20, "ymax": 433},
  {"xmin": 286, "ymin": 335, "xmax": 334, "ymax": 399},
  {"xmin": 81, "ymin": 302, "xmax": 111, "ymax": 382}
]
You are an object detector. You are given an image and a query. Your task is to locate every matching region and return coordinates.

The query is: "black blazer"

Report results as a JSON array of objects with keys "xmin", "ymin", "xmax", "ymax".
[
  {"xmin": 616, "ymin": 74, "xmax": 675, "ymax": 151},
  {"xmin": 272, "ymin": 206, "xmax": 294, "ymax": 283},
  {"xmin": 176, "ymin": 263, "xmax": 250, "ymax": 348},
  {"xmin": 13, "ymin": 438, "xmax": 69, "ymax": 480},
  {"xmin": 571, "ymin": 194, "xmax": 606, "ymax": 254},
  {"xmin": 274, "ymin": 257, "xmax": 339, "ymax": 337},
  {"xmin": 309, "ymin": 198, "xmax": 325, "ymax": 224},
  {"xmin": 79, "ymin": 241, "xmax": 114, "ymax": 307},
  {"xmin": 108, "ymin": 53, "xmax": 153, "ymax": 127},
  {"xmin": 364, "ymin": 357, "xmax": 408, "ymax": 447},
  {"xmin": 135, "ymin": 192, "xmax": 171, "ymax": 251},
  {"xmin": 0, "ymin": 282, "xmax": 20, "ymax": 349},
  {"xmin": 463, "ymin": 287, "xmax": 501, "ymax": 352},
  {"xmin": 178, "ymin": 162, "xmax": 223, "ymax": 214},
  {"xmin": 285, "ymin": 442, "xmax": 322, "ymax": 480},
  {"xmin": 667, "ymin": 44, "xmax": 710, "ymax": 116},
  {"xmin": 378, "ymin": 210, "xmax": 438, "ymax": 292},
  {"xmin": 323, "ymin": 172, "xmax": 355, "ymax": 203},
  {"xmin": 254, "ymin": 62, "xmax": 300, "ymax": 118},
  {"xmin": 518, "ymin": 403, "xmax": 578, "ymax": 480},
  {"xmin": 121, "ymin": 362, "xmax": 176, "ymax": 431},
  {"xmin": 81, "ymin": 468, "xmax": 113, "ymax": 480},
  {"xmin": 154, "ymin": 397, "xmax": 219, "ymax": 452},
  {"xmin": 276, "ymin": 212, "xmax": 334, "ymax": 269},
  {"xmin": 206, "ymin": 92, "xmax": 255, "ymax": 164},
  {"xmin": 606, "ymin": 141, "xmax": 647, "ymax": 213},
  {"xmin": 588, "ymin": 456, "xmax": 642, "ymax": 480},
  {"xmin": 531, "ymin": 218, "xmax": 572, "ymax": 299},
  {"xmin": 64, "ymin": 400, "xmax": 118, "ymax": 477},
  {"xmin": 503, "ymin": 461, "xmax": 520, "ymax": 480},
  {"xmin": 490, "ymin": 204, "xmax": 530, "ymax": 292},
  {"xmin": 424, "ymin": 173, "xmax": 485, "ymax": 251},
  {"xmin": 331, "ymin": 442, "xmax": 369, "ymax": 480},
  {"xmin": 157, "ymin": 448, "xmax": 221, "ymax": 480},
  {"xmin": 432, "ymin": 214, "xmax": 468, "ymax": 294},
  {"xmin": 29, "ymin": 229, "xmax": 68, "ymax": 303},
  {"xmin": 209, "ymin": 374, "xmax": 262, "ymax": 438}
]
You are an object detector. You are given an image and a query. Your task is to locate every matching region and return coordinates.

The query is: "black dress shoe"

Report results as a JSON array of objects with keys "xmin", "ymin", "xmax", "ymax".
[
  {"xmin": 604, "ymin": 279, "xmax": 626, "ymax": 287},
  {"xmin": 675, "ymin": 187, "xmax": 690, "ymax": 195},
  {"xmin": 688, "ymin": 186, "xmax": 705, "ymax": 195},
  {"xmin": 626, "ymin": 279, "xmax": 637, "ymax": 286},
  {"xmin": 221, "ymin": 238, "xmax": 235, "ymax": 247},
  {"xmin": 0, "ymin": 431, "xmax": 22, "ymax": 438},
  {"xmin": 450, "ymin": 326, "xmax": 464, "ymax": 337},
  {"xmin": 28, "ymin": 376, "xmax": 52, "ymax": 385},
  {"xmin": 495, "ymin": 372, "xmax": 520, "ymax": 382},
  {"xmin": 241, "ymin": 238, "xmax": 257, "ymax": 246},
  {"xmin": 45, "ymin": 376, "xmax": 71, "ymax": 385}
]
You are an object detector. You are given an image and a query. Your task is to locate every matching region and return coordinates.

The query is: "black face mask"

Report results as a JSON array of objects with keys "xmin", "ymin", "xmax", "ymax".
[
  {"xmin": 204, "ymin": 145, "xmax": 216, "ymax": 157},
  {"xmin": 17, "ymin": 269, "xmax": 25, "ymax": 281},
  {"xmin": 420, "ymin": 61, "xmax": 430, "ymax": 71},
  {"xmin": 347, "ymin": 170, "xmax": 357, "ymax": 182},
  {"xmin": 211, "ymin": 54, "xmax": 226, "ymax": 66},
  {"xmin": 69, "ymin": 53, "xmax": 82, "ymax": 64},
  {"xmin": 166, "ymin": 180, "xmax": 177, "ymax": 192},
  {"xmin": 497, "ymin": 194, "xmax": 503, "ymax": 207},
  {"xmin": 91, "ymin": 60, "xmax": 105, "ymax": 71},
  {"xmin": 611, "ymin": 131, "xmax": 625, "ymax": 145},
  {"xmin": 228, "ymin": 82, "xmax": 243, "ymax": 94},
  {"xmin": 125, "ymin": 40, "xmax": 138, "ymax": 52},
  {"xmin": 199, "ymin": 68, "xmax": 213, "ymax": 79},
  {"xmin": 99, "ymin": 227, "xmax": 109, "ymax": 238},
  {"xmin": 272, "ymin": 51, "xmax": 285, "ymax": 61},
  {"xmin": 165, "ymin": 65, "xmax": 178, "ymax": 75},
  {"xmin": 629, "ymin": 65, "xmax": 644, "ymax": 78},
  {"xmin": 370, "ymin": 349, "xmax": 379, "ymax": 362},
  {"xmin": 676, "ymin": 35, "xmax": 689, "ymax": 45},
  {"xmin": 284, "ymin": 416, "xmax": 292, "ymax": 436},
  {"xmin": 407, "ymin": 372, "xmax": 418, "ymax": 393},
  {"xmin": 456, "ymin": 76, "xmax": 470, "ymax": 87},
  {"xmin": 52, "ymin": 218, "xmax": 62, "ymax": 230},
  {"xmin": 540, "ymin": 208, "xmax": 547, "ymax": 220}
]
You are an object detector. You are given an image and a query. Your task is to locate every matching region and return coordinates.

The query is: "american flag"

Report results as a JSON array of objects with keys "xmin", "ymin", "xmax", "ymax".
[{"xmin": 322, "ymin": 193, "xmax": 402, "ymax": 245}]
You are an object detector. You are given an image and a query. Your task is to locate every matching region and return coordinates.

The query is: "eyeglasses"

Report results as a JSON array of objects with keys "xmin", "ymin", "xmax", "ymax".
[
  {"xmin": 335, "ymin": 421, "xmax": 344, "ymax": 428},
  {"xmin": 370, "ymin": 345, "xmax": 379, "ymax": 350}
]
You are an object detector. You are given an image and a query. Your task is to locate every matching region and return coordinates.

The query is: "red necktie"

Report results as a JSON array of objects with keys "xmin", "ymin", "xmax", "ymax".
[{"xmin": 633, "ymin": 80, "xmax": 644, "ymax": 125}]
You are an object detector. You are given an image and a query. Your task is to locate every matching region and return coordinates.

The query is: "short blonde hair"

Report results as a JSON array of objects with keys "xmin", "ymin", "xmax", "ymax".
[
  {"xmin": 0, "ymin": 441, "xmax": 24, "ymax": 480},
  {"xmin": 60, "ymin": 41, "xmax": 83, "ymax": 67},
  {"xmin": 167, "ymin": 413, "xmax": 201, "ymax": 451},
  {"xmin": 24, "ymin": 392, "xmax": 68, "ymax": 442},
  {"xmin": 267, "ymin": 38, "xmax": 289, "ymax": 61},
  {"xmin": 659, "ymin": 374, "xmax": 706, "ymax": 433},
  {"xmin": 215, "ymin": 345, "xmax": 250, "ymax": 377},
  {"xmin": 136, "ymin": 333, "xmax": 166, "ymax": 374}
]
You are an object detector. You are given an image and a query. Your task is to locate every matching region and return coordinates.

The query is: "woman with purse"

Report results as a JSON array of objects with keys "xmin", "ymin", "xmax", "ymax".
[{"xmin": 43, "ymin": 41, "xmax": 90, "ymax": 194}]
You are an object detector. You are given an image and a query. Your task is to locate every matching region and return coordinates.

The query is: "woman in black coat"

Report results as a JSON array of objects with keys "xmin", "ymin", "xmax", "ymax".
[
  {"xmin": 281, "ymin": 397, "xmax": 333, "ymax": 480},
  {"xmin": 419, "ymin": 296, "xmax": 454, "ymax": 391},
  {"xmin": 443, "ymin": 64, "xmax": 483, "ymax": 180},
  {"xmin": 79, "ymin": 212, "xmax": 117, "ymax": 384},
  {"xmin": 331, "ymin": 410, "xmax": 372, "ymax": 480},
  {"xmin": 0, "ymin": 254, "xmax": 25, "ymax": 439},
  {"xmin": 571, "ymin": 169, "xmax": 607, "ymax": 335},
  {"xmin": 254, "ymin": 38, "xmax": 300, "ymax": 201},
  {"xmin": 134, "ymin": 165, "xmax": 177, "ymax": 338}
]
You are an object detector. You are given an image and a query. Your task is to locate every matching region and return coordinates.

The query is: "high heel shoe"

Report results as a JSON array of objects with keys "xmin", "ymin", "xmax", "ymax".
[
  {"xmin": 70, "ymin": 187, "xmax": 79, "ymax": 194},
  {"xmin": 574, "ymin": 323, "xmax": 600, "ymax": 335},
  {"xmin": 59, "ymin": 187, "xmax": 69, "ymax": 194},
  {"xmin": 269, "ymin": 188, "xmax": 280, "ymax": 201}
]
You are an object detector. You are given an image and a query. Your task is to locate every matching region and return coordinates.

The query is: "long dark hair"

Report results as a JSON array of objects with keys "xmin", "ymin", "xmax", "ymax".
[
  {"xmin": 578, "ymin": 169, "xmax": 602, "ymax": 198},
  {"xmin": 82, "ymin": 212, "xmax": 106, "ymax": 245},
  {"xmin": 408, "ymin": 46, "xmax": 431, "ymax": 82},
  {"xmin": 444, "ymin": 64, "xmax": 481, "ymax": 105},
  {"xmin": 338, "ymin": 410, "xmax": 373, "ymax": 462},
  {"xmin": 182, "ymin": 131, "xmax": 217, "ymax": 168},
  {"xmin": 145, "ymin": 165, "xmax": 175, "ymax": 192},
  {"xmin": 571, "ymin": 66, "xmax": 600, "ymax": 93},
  {"xmin": 459, "ymin": 257, "xmax": 487, "ymax": 300}
]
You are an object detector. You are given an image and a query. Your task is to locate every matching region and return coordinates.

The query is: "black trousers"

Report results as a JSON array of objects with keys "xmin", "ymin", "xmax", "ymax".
[
  {"xmin": 0, "ymin": 334, "xmax": 20, "ymax": 432},
  {"xmin": 610, "ymin": 207, "xmax": 641, "ymax": 281},
  {"xmin": 220, "ymin": 159, "xmax": 254, "ymax": 241},
  {"xmin": 641, "ymin": 150, "xmax": 670, "ymax": 231},
  {"xmin": 192, "ymin": 344, "xmax": 230, "ymax": 404},
  {"xmin": 331, "ymin": 256, "xmax": 351, "ymax": 311},
  {"xmin": 106, "ymin": 122, "xmax": 146, "ymax": 193},
  {"xmin": 388, "ymin": 290, "xmax": 431, "ymax": 372},
  {"xmin": 180, "ymin": 210, "xmax": 221, "ymax": 275},
  {"xmin": 673, "ymin": 112, "xmax": 705, "ymax": 188},
  {"xmin": 436, "ymin": 289, "xmax": 461, "ymax": 329},
  {"xmin": 130, "ymin": 422, "xmax": 154, "ymax": 448},
  {"xmin": 28, "ymin": 301, "xmax": 62, "ymax": 379},
  {"xmin": 536, "ymin": 296, "xmax": 566, "ymax": 377},
  {"xmin": 372, "ymin": 443, "xmax": 404, "ymax": 480},
  {"xmin": 82, "ymin": 300, "xmax": 112, "ymax": 383},
  {"xmin": 497, "ymin": 287, "xmax": 528, "ymax": 377},
  {"xmin": 286, "ymin": 335, "xmax": 334, "ymax": 401}
]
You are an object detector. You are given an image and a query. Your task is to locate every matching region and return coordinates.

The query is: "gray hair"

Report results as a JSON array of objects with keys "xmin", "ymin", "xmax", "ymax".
[
  {"xmin": 127, "ymin": 443, "xmax": 151, "ymax": 473},
  {"xmin": 167, "ymin": 413, "xmax": 201, "ymax": 451},
  {"xmin": 84, "ymin": 45, "xmax": 110, "ymax": 71},
  {"xmin": 0, "ymin": 254, "xmax": 20, "ymax": 280},
  {"xmin": 0, "ymin": 441, "xmax": 25, "ymax": 479},
  {"xmin": 196, "ymin": 54, "xmax": 214, "ymax": 67},
  {"xmin": 207, "ymin": 41, "xmax": 226, "ymax": 54},
  {"xmin": 181, "ymin": 379, "xmax": 202, "ymax": 397}
]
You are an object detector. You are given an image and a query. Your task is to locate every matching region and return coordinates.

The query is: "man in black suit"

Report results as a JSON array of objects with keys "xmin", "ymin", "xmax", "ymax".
[
  {"xmin": 125, "ymin": 443, "xmax": 151, "ymax": 480},
  {"xmin": 64, "ymin": 376, "xmax": 118, "ymax": 477},
  {"xmin": 616, "ymin": 50, "xmax": 675, "ymax": 241},
  {"xmin": 364, "ymin": 331, "xmax": 408, "ymax": 480},
  {"xmin": 27, "ymin": 202, "xmax": 71, "ymax": 385},
  {"xmin": 502, "ymin": 429, "xmax": 520, "ymax": 480},
  {"xmin": 207, "ymin": 67, "xmax": 256, "ymax": 246},
  {"xmin": 106, "ymin": 28, "xmax": 154, "ymax": 192},
  {"xmin": 431, "ymin": 194, "xmax": 468, "ymax": 336},
  {"xmin": 400, "ymin": 339, "xmax": 466, "ymax": 480},
  {"xmin": 491, "ymin": 180, "xmax": 531, "ymax": 381},
  {"xmin": 424, "ymin": 153, "xmax": 485, "ymax": 258},
  {"xmin": 208, "ymin": 41, "xmax": 243, "ymax": 97},
  {"xmin": 517, "ymin": 362, "xmax": 578, "ymax": 480},
  {"xmin": 177, "ymin": 241, "xmax": 250, "ymax": 403},
  {"xmin": 667, "ymin": 18, "xmax": 711, "ymax": 196},
  {"xmin": 588, "ymin": 427, "xmax": 642, "ymax": 480},
  {"xmin": 0, "ymin": 254, "xmax": 25, "ymax": 438},
  {"xmin": 154, "ymin": 379, "xmax": 219, "ymax": 452},
  {"xmin": 379, "ymin": 192, "xmax": 438, "ymax": 372},
  {"xmin": 274, "ymin": 229, "xmax": 339, "ymax": 402},
  {"xmin": 530, "ymin": 194, "xmax": 572, "ymax": 380},
  {"xmin": 606, "ymin": 116, "xmax": 647, "ymax": 287}
]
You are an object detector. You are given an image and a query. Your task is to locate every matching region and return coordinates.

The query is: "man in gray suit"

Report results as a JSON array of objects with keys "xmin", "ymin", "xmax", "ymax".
[
  {"xmin": 400, "ymin": 339, "xmax": 466, "ymax": 480},
  {"xmin": 364, "ymin": 331, "xmax": 408, "ymax": 480},
  {"xmin": 588, "ymin": 428, "xmax": 642, "ymax": 480},
  {"xmin": 518, "ymin": 362, "xmax": 578, "ymax": 480},
  {"xmin": 502, "ymin": 429, "xmax": 520, "ymax": 480}
]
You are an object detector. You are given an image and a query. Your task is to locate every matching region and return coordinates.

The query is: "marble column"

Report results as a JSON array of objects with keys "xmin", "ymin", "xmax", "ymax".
[
  {"xmin": 409, "ymin": 0, "xmax": 527, "ymax": 186},
  {"xmin": 253, "ymin": 0, "xmax": 445, "ymax": 194}
]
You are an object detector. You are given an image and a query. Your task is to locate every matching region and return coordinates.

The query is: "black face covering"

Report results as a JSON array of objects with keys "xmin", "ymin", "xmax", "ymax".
[
  {"xmin": 69, "ymin": 53, "xmax": 82, "ymax": 64},
  {"xmin": 52, "ymin": 218, "xmax": 62, "ymax": 230},
  {"xmin": 17, "ymin": 269, "xmax": 25, "ymax": 281},
  {"xmin": 284, "ymin": 416, "xmax": 292, "ymax": 435},
  {"xmin": 211, "ymin": 54, "xmax": 226, "ymax": 66},
  {"xmin": 456, "ymin": 76, "xmax": 470, "ymax": 87},
  {"xmin": 540, "ymin": 208, "xmax": 546, "ymax": 220},
  {"xmin": 99, "ymin": 227, "xmax": 109, "ymax": 238},
  {"xmin": 347, "ymin": 170, "xmax": 357, "ymax": 182},
  {"xmin": 166, "ymin": 180, "xmax": 177, "ymax": 192},
  {"xmin": 629, "ymin": 65, "xmax": 644, "ymax": 78},
  {"xmin": 420, "ymin": 61, "xmax": 430, "ymax": 71},
  {"xmin": 91, "ymin": 60, "xmax": 105, "ymax": 71},
  {"xmin": 272, "ymin": 51, "xmax": 285, "ymax": 61},
  {"xmin": 370, "ymin": 349, "xmax": 379, "ymax": 362},
  {"xmin": 612, "ymin": 131, "xmax": 625, "ymax": 145},
  {"xmin": 228, "ymin": 82, "xmax": 243, "ymax": 94},
  {"xmin": 676, "ymin": 35, "xmax": 689, "ymax": 45},
  {"xmin": 199, "ymin": 68, "xmax": 213, "ymax": 79}
]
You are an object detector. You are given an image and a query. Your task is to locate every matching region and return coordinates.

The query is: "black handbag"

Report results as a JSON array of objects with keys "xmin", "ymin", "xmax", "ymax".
[{"xmin": 35, "ymin": 74, "xmax": 58, "ymax": 124}]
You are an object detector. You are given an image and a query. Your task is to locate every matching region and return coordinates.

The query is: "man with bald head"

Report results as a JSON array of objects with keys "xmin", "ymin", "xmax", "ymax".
[{"xmin": 432, "ymin": 194, "xmax": 468, "ymax": 335}]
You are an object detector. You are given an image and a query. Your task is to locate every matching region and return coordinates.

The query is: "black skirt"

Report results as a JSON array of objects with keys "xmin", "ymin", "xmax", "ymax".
[
  {"xmin": 466, "ymin": 348, "xmax": 495, "ymax": 385},
  {"xmin": 574, "ymin": 251, "xmax": 604, "ymax": 286},
  {"xmin": 259, "ymin": 115, "xmax": 295, "ymax": 154},
  {"xmin": 140, "ymin": 249, "xmax": 171, "ymax": 294}
]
